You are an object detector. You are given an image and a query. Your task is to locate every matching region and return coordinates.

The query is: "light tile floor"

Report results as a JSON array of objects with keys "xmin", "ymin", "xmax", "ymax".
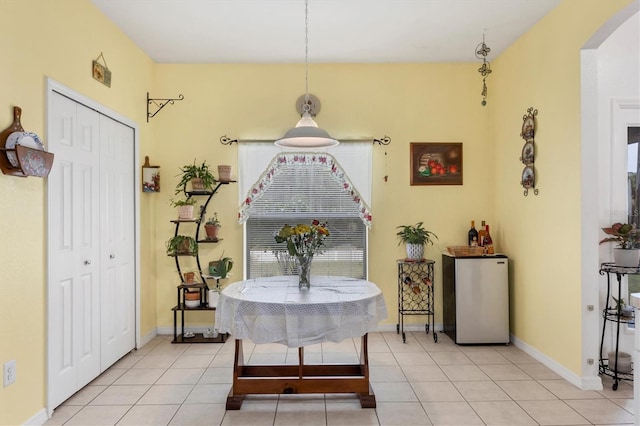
[{"xmin": 45, "ymin": 331, "xmax": 635, "ymax": 425}]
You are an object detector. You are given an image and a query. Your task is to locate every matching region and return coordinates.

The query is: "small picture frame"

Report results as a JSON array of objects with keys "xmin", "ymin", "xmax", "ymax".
[
  {"xmin": 92, "ymin": 53, "xmax": 112, "ymax": 87},
  {"xmin": 142, "ymin": 156, "xmax": 160, "ymax": 192},
  {"xmin": 410, "ymin": 142, "xmax": 463, "ymax": 185}
]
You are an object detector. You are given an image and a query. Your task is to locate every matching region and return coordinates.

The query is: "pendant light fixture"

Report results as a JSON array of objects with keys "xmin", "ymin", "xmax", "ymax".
[{"xmin": 275, "ymin": 0, "xmax": 338, "ymax": 149}]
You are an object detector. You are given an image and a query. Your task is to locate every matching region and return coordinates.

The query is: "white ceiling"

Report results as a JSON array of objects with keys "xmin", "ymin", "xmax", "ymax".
[{"xmin": 91, "ymin": 0, "xmax": 562, "ymax": 64}]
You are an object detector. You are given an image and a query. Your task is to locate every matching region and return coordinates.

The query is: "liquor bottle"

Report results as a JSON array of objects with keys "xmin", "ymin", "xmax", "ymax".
[
  {"xmin": 483, "ymin": 224, "xmax": 494, "ymax": 254},
  {"xmin": 478, "ymin": 220, "xmax": 487, "ymax": 247},
  {"xmin": 468, "ymin": 220, "xmax": 479, "ymax": 246}
]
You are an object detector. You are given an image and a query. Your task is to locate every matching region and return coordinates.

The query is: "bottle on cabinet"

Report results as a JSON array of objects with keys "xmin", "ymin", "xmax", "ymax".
[
  {"xmin": 483, "ymin": 224, "xmax": 494, "ymax": 254},
  {"xmin": 468, "ymin": 221, "xmax": 479, "ymax": 246},
  {"xmin": 477, "ymin": 220, "xmax": 487, "ymax": 247}
]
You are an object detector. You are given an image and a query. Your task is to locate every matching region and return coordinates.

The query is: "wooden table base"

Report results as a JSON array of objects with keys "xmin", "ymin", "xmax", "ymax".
[{"xmin": 226, "ymin": 334, "xmax": 375, "ymax": 409}]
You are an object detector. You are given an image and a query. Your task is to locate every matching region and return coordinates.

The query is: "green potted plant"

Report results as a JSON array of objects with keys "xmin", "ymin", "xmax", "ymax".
[
  {"xmin": 396, "ymin": 222, "xmax": 438, "ymax": 260},
  {"xmin": 166, "ymin": 235, "xmax": 198, "ymax": 256},
  {"xmin": 600, "ymin": 222, "xmax": 640, "ymax": 267},
  {"xmin": 170, "ymin": 197, "xmax": 197, "ymax": 220},
  {"xmin": 204, "ymin": 212, "xmax": 221, "ymax": 241},
  {"xmin": 209, "ymin": 255, "xmax": 234, "ymax": 279},
  {"xmin": 175, "ymin": 159, "xmax": 217, "ymax": 196}
]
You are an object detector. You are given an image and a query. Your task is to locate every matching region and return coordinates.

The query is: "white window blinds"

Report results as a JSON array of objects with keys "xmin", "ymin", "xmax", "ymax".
[{"xmin": 238, "ymin": 142, "xmax": 372, "ymax": 280}]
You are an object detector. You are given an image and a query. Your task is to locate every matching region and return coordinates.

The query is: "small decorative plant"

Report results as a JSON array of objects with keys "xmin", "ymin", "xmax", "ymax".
[
  {"xmin": 206, "ymin": 213, "xmax": 221, "ymax": 226},
  {"xmin": 396, "ymin": 222, "xmax": 438, "ymax": 246},
  {"xmin": 396, "ymin": 222, "xmax": 438, "ymax": 260},
  {"xmin": 170, "ymin": 197, "xmax": 197, "ymax": 220},
  {"xmin": 175, "ymin": 159, "xmax": 217, "ymax": 196},
  {"xmin": 169, "ymin": 197, "xmax": 197, "ymax": 207},
  {"xmin": 600, "ymin": 223, "xmax": 640, "ymax": 249},
  {"xmin": 166, "ymin": 235, "xmax": 198, "ymax": 256},
  {"xmin": 204, "ymin": 213, "xmax": 221, "ymax": 240}
]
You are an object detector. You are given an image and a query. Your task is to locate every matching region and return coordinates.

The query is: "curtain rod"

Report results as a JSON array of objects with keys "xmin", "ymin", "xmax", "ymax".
[{"xmin": 220, "ymin": 135, "xmax": 390, "ymax": 146}]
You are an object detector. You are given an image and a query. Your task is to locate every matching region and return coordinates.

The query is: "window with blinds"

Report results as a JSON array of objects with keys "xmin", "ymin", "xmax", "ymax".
[{"xmin": 245, "ymin": 164, "xmax": 367, "ymax": 279}]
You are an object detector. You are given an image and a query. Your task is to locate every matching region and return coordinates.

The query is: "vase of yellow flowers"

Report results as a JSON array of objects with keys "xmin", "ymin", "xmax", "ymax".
[{"xmin": 275, "ymin": 220, "xmax": 329, "ymax": 289}]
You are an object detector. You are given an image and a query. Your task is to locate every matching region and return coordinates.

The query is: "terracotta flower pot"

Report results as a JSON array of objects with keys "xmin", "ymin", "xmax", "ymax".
[
  {"xmin": 204, "ymin": 224, "xmax": 220, "ymax": 241},
  {"xmin": 184, "ymin": 290, "xmax": 201, "ymax": 308}
]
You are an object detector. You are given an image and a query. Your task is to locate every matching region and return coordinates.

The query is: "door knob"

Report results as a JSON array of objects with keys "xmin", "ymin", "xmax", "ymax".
[
  {"xmin": 84, "ymin": 260, "xmax": 92, "ymax": 265},
  {"xmin": 110, "ymin": 254, "xmax": 115, "ymax": 259}
]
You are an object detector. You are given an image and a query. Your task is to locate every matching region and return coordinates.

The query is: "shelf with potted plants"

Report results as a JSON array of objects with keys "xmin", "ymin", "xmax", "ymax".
[
  {"xmin": 167, "ymin": 160, "xmax": 235, "ymax": 344},
  {"xmin": 598, "ymin": 222, "xmax": 640, "ymax": 389}
]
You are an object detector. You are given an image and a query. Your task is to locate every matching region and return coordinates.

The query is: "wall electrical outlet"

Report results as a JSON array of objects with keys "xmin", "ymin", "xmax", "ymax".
[{"xmin": 3, "ymin": 360, "xmax": 16, "ymax": 387}]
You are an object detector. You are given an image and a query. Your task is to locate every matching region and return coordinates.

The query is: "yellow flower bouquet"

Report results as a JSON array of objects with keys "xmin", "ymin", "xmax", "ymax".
[
  {"xmin": 274, "ymin": 220, "xmax": 329, "ymax": 288},
  {"xmin": 274, "ymin": 220, "xmax": 330, "ymax": 257}
]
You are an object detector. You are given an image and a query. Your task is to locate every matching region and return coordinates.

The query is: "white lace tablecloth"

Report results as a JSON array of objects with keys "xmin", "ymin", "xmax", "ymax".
[{"xmin": 215, "ymin": 276, "xmax": 388, "ymax": 348}]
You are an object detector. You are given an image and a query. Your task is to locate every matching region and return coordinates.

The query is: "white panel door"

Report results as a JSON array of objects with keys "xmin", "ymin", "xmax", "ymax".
[
  {"xmin": 99, "ymin": 114, "xmax": 135, "ymax": 370},
  {"xmin": 47, "ymin": 94, "xmax": 101, "ymax": 408},
  {"xmin": 47, "ymin": 90, "xmax": 136, "ymax": 409}
]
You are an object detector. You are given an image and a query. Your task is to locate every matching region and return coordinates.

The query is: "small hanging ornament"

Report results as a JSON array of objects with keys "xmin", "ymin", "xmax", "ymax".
[{"xmin": 475, "ymin": 34, "xmax": 492, "ymax": 106}]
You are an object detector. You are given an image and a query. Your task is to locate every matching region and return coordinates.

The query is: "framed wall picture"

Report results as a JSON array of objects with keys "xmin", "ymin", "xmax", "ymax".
[{"xmin": 410, "ymin": 142, "xmax": 463, "ymax": 185}]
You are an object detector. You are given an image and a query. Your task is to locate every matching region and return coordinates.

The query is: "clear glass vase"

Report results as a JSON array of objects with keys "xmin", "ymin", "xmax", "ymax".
[{"xmin": 296, "ymin": 255, "xmax": 313, "ymax": 289}]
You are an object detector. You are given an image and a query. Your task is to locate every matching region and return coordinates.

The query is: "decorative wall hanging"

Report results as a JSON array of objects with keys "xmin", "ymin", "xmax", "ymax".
[
  {"xmin": 142, "ymin": 156, "xmax": 160, "ymax": 192},
  {"xmin": 519, "ymin": 107, "xmax": 539, "ymax": 196},
  {"xmin": 0, "ymin": 106, "xmax": 54, "ymax": 178},
  {"xmin": 147, "ymin": 92, "xmax": 184, "ymax": 122},
  {"xmin": 410, "ymin": 142, "xmax": 463, "ymax": 186},
  {"xmin": 475, "ymin": 34, "xmax": 492, "ymax": 106},
  {"xmin": 92, "ymin": 52, "xmax": 112, "ymax": 87}
]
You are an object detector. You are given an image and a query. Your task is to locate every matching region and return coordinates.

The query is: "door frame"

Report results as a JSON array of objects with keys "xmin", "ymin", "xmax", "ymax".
[
  {"xmin": 45, "ymin": 78, "xmax": 141, "ymax": 412},
  {"xmin": 580, "ymin": 2, "xmax": 640, "ymax": 389}
]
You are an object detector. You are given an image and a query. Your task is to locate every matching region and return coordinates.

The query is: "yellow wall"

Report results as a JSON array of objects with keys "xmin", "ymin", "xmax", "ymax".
[
  {"xmin": 0, "ymin": 0, "xmax": 155, "ymax": 424},
  {"xmin": 492, "ymin": 0, "xmax": 632, "ymax": 373},
  {"xmin": 0, "ymin": 0, "xmax": 634, "ymax": 423},
  {"xmin": 151, "ymin": 63, "xmax": 494, "ymax": 329}
]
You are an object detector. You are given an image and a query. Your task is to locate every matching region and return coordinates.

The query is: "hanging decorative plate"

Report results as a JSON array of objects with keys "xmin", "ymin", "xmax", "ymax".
[
  {"xmin": 16, "ymin": 145, "xmax": 54, "ymax": 177},
  {"xmin": 521, "ymin": 141, "xmax": 535, "ymax": 165},
  {"xmin": 5, "ymin": 131, "xmax": 45, "ymax": 168},
  {"xmin": 521, "ymin": 165, "xmax": 538, "ymax": 196},
  {"xmin": 521, "ymin": 113, "xmax": 535, "ymax": 141}
]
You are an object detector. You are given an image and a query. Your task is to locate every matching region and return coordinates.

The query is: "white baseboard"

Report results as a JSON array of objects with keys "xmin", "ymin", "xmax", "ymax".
[
  {"xmin": 138, "ymin": 328, "xmax": 158, "ymax": 348},
  {"xmin": 24, "ymin": 408, "xmax": 48, "ymax": 425},
  {"xmin": 510, "ymin": 334, "xmax": 603, "ymax": 390},
  {"xmin": 156, "ymin": 326, "xmax": 219, "ymax": 336},
  {"xmin": 376, "ymin": 323, "xmax": 443, "ymax": 333}
]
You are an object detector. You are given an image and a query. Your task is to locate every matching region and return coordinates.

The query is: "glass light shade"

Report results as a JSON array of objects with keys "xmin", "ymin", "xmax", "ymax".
[{"xmin": 275, "ymin": 112, "xmax": 339, "ymax": 148}]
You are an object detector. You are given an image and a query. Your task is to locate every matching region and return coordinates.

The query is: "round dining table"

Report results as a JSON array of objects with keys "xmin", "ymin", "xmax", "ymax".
[{"xmin": 215, "ymin": 275, "xmax": 387, "ymax": 409}]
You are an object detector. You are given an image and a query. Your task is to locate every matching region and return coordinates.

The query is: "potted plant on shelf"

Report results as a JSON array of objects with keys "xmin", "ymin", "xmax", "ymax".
[
  {"xmin": 396, "ymin": 222, "xmax": 438, "ymax": 260},
  {"xmin": 600, "ymin": 222, "xmax": 640, "ymax": 267},
  {"xmin": 209, "ymin": 255, "xmax": 234, "ymax": 279},
  {"xmin": 166, "ymin": 235, "xmax": 198, "ymax": 256},
  {"xmin": 204, "ymin": 213, "xmax": 221, "ymax": 241},
  {"xmin": 170, "ymin": 197, "xmax": 197, "ymax": 220},
  {"xmin": 175, "ymin": 159, "xmax": 217, "ymax": 196}
]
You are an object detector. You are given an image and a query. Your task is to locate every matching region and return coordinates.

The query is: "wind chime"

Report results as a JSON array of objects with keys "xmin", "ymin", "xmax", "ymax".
[{"xmin": 475, "ymin": 34, "xmax": 492, "ymax": 106}]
